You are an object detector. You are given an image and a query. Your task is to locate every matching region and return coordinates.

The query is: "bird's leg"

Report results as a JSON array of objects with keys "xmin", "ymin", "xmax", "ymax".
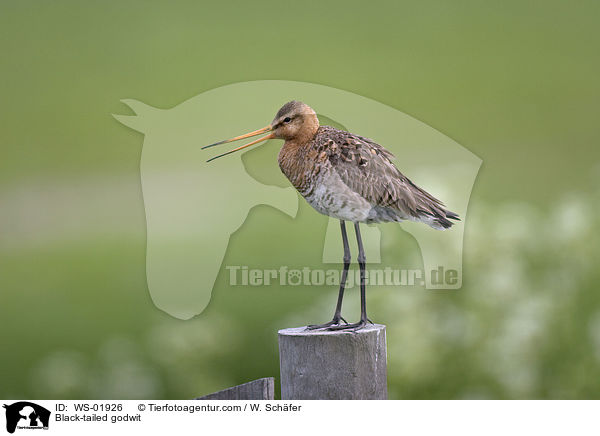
[
  {"xmin": 329, "ymin": 222, "xmax": 370, "ymax": 332},
  {"xmin": 307, "ymin": 220, "xmax": 351, "ymax": 330}
]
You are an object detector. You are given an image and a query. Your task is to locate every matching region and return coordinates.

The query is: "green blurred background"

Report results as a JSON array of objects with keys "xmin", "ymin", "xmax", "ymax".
[{"xmin": 1, "ymin": 0, "xmax": 600, "ymax": 399}]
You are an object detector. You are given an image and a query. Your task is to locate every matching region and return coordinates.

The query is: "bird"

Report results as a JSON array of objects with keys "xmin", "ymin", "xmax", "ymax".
[{"xmin": 204, "ymin": 101, "xmax": 459, "ymax": 331}]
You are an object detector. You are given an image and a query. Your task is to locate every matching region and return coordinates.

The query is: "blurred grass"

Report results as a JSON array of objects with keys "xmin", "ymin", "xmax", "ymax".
[{"xmin": 1, "ymin": 0, "xmax": 600, "ymax": 399}]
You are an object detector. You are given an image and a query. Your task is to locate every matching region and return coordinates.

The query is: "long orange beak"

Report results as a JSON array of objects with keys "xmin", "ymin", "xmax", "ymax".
[{"xmin": 203, "ymin": 125, "xmax": 275, "ymax": 162}]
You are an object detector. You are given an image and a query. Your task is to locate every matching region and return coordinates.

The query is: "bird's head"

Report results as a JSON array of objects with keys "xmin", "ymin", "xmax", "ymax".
[
  {"xmin": 270, "ymin": 100, "xmax": 319, "ymax": 141},
  {"xmin": 203, "ymin": 100, "xmax": 319, "ymax": 162}
]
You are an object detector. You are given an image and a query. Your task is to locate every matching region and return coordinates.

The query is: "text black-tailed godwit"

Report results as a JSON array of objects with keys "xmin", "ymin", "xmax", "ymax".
[{"xmin": 204, "ymin": 101, "xmax": 459, "ymax": 331}]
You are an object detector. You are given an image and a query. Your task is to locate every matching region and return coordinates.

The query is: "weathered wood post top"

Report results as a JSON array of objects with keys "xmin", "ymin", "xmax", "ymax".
[{"xmin": 278, "ymin": 324, "xmax": 387, "ymax": 400}]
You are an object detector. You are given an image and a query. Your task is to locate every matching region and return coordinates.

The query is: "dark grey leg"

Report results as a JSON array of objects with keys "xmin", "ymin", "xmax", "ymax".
[
  {"xmin": 328, "ymin": 222, "xmax": 369, "ymax": 332},
  {"xmin": 306, "ymin": 220, "xmax": 351, "ymax": 330},
  {"xmin": 356, "ymin": 221, "xmax": 367, "ymax": 323}
]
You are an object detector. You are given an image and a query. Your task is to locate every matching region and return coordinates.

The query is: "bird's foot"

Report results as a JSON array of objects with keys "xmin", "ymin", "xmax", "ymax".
[
  {"xmin": 327, "ymin": 319, "xmax": 368, "ymax": 332},
  {"xmin": 306, "ymin": 316, "xmax": 347, "ymax": 330}
]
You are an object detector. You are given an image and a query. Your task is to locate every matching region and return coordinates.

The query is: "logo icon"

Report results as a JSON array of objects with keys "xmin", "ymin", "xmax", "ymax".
[
  {"xmin": 3, "ymin": 402, "xmax": 50, "ymax": 434},
  {"xmin": 114, "ymin": 80, "xmax": 481, "ymax": 319}
]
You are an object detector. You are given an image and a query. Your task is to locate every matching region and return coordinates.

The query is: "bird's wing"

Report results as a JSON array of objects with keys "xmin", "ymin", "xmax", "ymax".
[{"xmin": 320, "ymin": 127, "xmax": 449, "ymax": 219}]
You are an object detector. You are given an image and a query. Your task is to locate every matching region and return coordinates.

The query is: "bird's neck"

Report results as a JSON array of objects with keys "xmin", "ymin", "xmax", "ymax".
[
  {"xmin": 278, "ymin": 115, "xmax": 320, "ymax": 177},
  {"xmin": 294, "ymin": 114, "xmax": 319, "ymax": 145},
  {"xmin": 278, "ymin": 139, "xmax": 314, "ymax": 193}
]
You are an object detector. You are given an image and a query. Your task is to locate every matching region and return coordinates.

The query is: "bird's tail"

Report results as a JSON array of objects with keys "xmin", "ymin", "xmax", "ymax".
[{"xmin": 431, "ymin": 209, "xmax": 460, "ymax": 230}]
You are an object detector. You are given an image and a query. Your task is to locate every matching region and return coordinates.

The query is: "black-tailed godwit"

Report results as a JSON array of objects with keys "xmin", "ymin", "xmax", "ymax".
[{"xmin": 204, "ymin": 101, "xmax": 459, "ymax": 331}]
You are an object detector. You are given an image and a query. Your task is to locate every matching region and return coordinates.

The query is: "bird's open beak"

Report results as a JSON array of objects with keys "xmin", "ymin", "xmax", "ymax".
[{"xmin": 203, "ymin": 125, "xmax": 275, "ymax": 162}]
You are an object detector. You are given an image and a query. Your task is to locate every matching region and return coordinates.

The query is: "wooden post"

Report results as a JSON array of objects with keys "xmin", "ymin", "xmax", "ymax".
[
  {"xmin": 278, "ymin": 324, "xmax": 387, "ymax": 400},
  {"xmin": 195, "ymin": 377, "xmax": 275, "ymax": 400}
]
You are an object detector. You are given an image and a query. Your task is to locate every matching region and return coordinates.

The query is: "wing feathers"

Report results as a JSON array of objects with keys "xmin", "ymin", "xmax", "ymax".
[{"xmin": 316, "ymin": 126, "xmax": 459, "ymax": 227}]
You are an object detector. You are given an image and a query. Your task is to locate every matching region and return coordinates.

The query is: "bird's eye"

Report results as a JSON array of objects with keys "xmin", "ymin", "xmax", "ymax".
[{"xmin": 284, "ymin": 117, "xmax": 291, "ymax": 123}]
